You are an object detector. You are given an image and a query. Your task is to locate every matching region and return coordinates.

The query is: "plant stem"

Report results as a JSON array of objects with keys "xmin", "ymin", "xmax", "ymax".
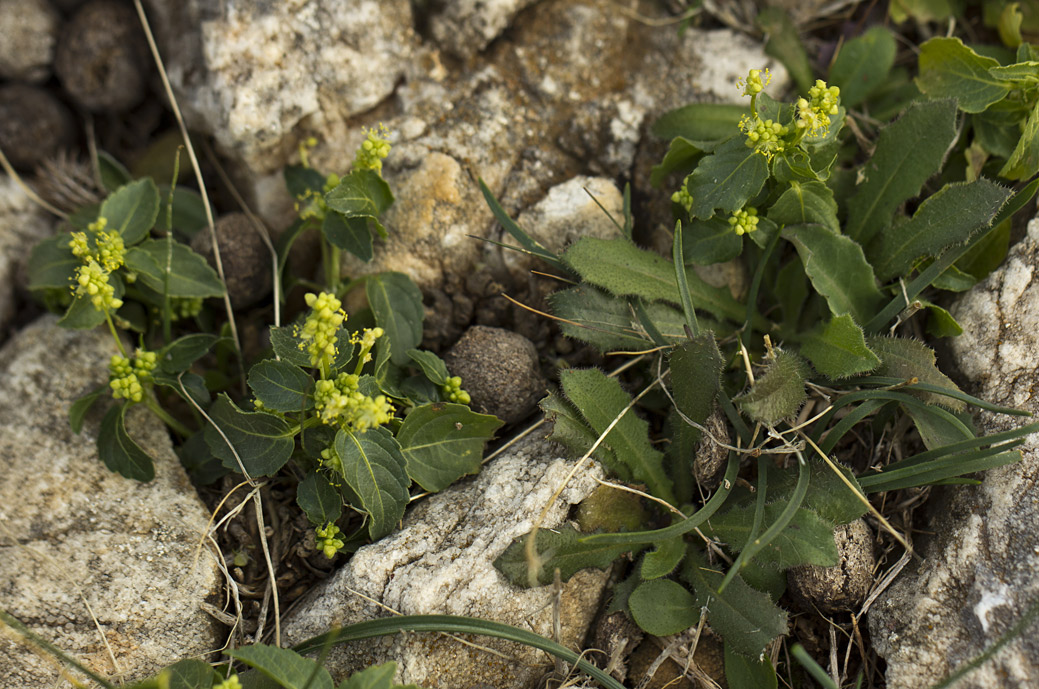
[
  {"xmin": 105, "ymin": 311, "xmax": 129, "ymax": 359},
  {"xmin": 144, "ymin": 396, "xmax": 192, "ymax": 437}
]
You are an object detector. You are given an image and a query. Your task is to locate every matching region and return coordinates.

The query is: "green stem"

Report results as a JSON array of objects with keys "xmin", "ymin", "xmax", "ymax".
[
  {"xmin": 143, "ymin": 396, "xmax": 192, "ymax": 437},
  {"xmin": 105, "ymin": 311, "xmax": 129, "ymax": 359}
]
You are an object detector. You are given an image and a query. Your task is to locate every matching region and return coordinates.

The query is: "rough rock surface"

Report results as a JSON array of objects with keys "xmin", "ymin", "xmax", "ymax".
[
  {"xmin": 0, "ymin": 317, "xmax": 222, "ymax": 688},
  {"xmin": 0, "ymin": 176, "xmax": 54, "ymax": 337},
  {"xmin": 0, "ymin": 0, "xmax": 60, "ymax": 83},
  {"xmin": 869, "ymin": 217, "xmax": 1039, "ymax": 688},
  {"xmin": 281, "ymin": 434, "xmax": 607, "ymax": 688},
  {"xmin": 428, "ymin": 0, "xmax": 541, "ymax": 58}
]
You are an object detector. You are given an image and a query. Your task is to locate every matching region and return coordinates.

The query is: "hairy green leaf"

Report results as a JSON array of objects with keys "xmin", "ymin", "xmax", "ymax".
[
  {"xmin": 669, "ymin": 334, "xmax": 724, "ymax": 446},
  {"xmin": 549, "ymin": 285, "xmax": 691, "ymax": 352},
  {"xmin": 204, "ymin": 394, "xmax": 295, "ymax": 476},
  {"xmin": 629, "ymin": 579, "xmax": 699, "ymax": 636},
  {"xmin": 230, "ymin": 644, "xmax": 333, "ymax": 689},
  {"xmin": 783, "ymin": 223, "xmax": 883, "ymax": 324},
  {"xmin": 765, "ymin": 459, "xmax": 868, "ymax": 526},
  {"xmin": 333, "ymin": 427, "xmax": 410, "ymax": 540},
  {"xmin": 367, "ymin": 272, "xmax": 424, "ymax": 366},
  {"xmin": 768, "ymin": 181, "xmax": 839, "ymax": 233},
  {"xmin": 100, "ymin": 178, "xmax": 160, "ymax": 245},
  {"xmin": 725, "ymin": 644, "xmax": 778, "ymax": 688},
  {"xmin": 685, "ymin": 137, "xmax": 770, "ymax": 220},
  {"xmin": 540, "ymin": 391, "xmax": 618, "ymax": 467},
  {"xmin": 561, "ymin": 368, "xmax": 675, "ymax": 504},
  {"xmin": 651, "ymin": 103, "xmax": 747, "ymax": 141},
  {"xmin": 397, "ymin": 402, "xmax": 502, "ymax": 492},
  {"xmin": 846, "ymin": 99, "xmax": 959, "ymax": 245},
  {"xmin": 867, "ymin": 336, "xmax": 965, "ymax": 411},
  {"xmin": 641, "ymin": 536, "xmax": 686, "ymax": 580},
  {"xmin": 494, "ymin": 524, "xmax": 640, "ymax": 587},
  {"xmin": 829, "ymin": 26, "xmax": 897, "ymax": 107},
  {"xmin": 1000, "ymin": 100, "xmax": 1039, "ymax": 180},
  {"xmin": 98, "ymin": 403, "xmax": 155, "ymax": 481},
  {"xmin": 707, "ymin": 502, "xmax": 839, "ymax": 568},
  {"xmin": 247, "ymin": 359, "xmax": 313, "ymax": 412},
  {"xmin": 735, "ymin": 349, "xmax": 809, "ymax": 425},
  {"xmin": 799, "ymin": 314, "xmax": 880, "ymax": 379},
  {"xmin": 916, "ymin": 37, "xmax": 1012, "ymax": 113},
  {"xmin": 297, "ymin": 472, "xmax": 343, "ymax": 526}
]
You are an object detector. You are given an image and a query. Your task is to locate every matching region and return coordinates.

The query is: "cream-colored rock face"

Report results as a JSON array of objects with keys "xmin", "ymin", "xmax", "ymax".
[{"xmin": 0, "ymin": 317, "xmax": 222, "ymax": 688}]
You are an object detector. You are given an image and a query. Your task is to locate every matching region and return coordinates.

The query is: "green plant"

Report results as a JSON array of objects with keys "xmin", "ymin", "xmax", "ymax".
[{"xmin": 483, "ymin": 28, "xmax": 1039, "ymax": 686}]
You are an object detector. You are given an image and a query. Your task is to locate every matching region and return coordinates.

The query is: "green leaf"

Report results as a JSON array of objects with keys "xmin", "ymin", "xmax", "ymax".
[
  {"xmin": 324, "ymin": 211, "xmax": 374, "ymax": 263},
  {"xmin": 125, "ymin": 239, "xmax": 226, "ymax": 298},
  {"xmin": 297, "ymin": 472, "xmax": 343, "ymax": 526},
  {"xmin": 707, "ymin": 502, "xmax": 839, "ymax": 568},
  {"xmin": 247, "ymin": 359, "xmax": 314, "ymax": 412},
  {"xmin": 867, "ymin": 336, "xmax": 965, "ymax": 411},
  {"xmin": 332, "ymin": 427, "xmax": 410, "ymax": 540},
  {"xmin": 903, "ymin": 399, "xmax": 974, "ymax": 450},
  {"xmin": 549, "ymin": 285, "xmax": 693, "ymax": 352},
  {"xmin": 396, "ymin": 402, "xmax": 503, "ymax": 492},
  {"xmin": 229, "ymin": 644, "xmax": 333, "ymax": 689},
  {"xmin": 152, "ymin": 370, "xmax": 210, "ymax": 409},
  {"xmin": 629, "ymin": 579, "xmax": 699, "ymax": 636},
  {"xmin": 562, "ymin": 237, "xmax": 746, "ymax": 324},
  {"xmin": 69, "ymin": 385, "xmax": 106, "ymax": 434},
  {"xmin": 28, "ymin": 234, "xmax": 79, "ymax": 290},
  {"xmin": 783, "ymin": 223, "xmax": 883, "ymax": 324},
  {"xmin": 775, "ymin": 258, "xmax": 808, "ymax": 329},
  {"xmin": 958, "ymin": 217, "xmax": 1010, "ymax": 280},
  {"xmin": 756, "ymin": 7, "xmax": 813, "ymax": 93},
  {"xmin": 829, "ymin": 26, "xmax": 897, "ymax": 107},
  {"xmin": 923, "ymin": 299, "xmax": 964, "ymax": 337},
  {"xmin": 269, "ymin": 324, "xmax": 317, "ymax": 368},
  {"xmin": 366, "ymin": 272, "xmax": 424, "ymax": 366},
  {"xmin": 846, "ymin": 99, "xmax": 959, "ymax": 245},
  {"xmin": 768, "ymin": 181, "xmax": 839, "ymax": 233},
  {"xmin": 685, "ymin": 138, "xmax": 770, "ymax": 220},
  {"xmin": 931, "ymin": 263, "xmax": 978, "ymax": 292},
  {"xmin": 157, "ymin": 186, "xmax": 208, "ymax": 238},
  {"xmin": 650, "ymin": 137, "xmax": 704, "ymax": 188},
  {"xmin": 683, "ymin": 549, "xmax": 788, "ymax": 657},
  {"xmin": 999, "ymin": 2, "xmax": 1025, "ymax": 48},
  {"xmin": 100, "ymin": 178, "xmax": 160, "ymax": 245},
  {"xmin": 283, "ymin": 164, "xmax": 327, "ymax": 199},
  {"xmin": 799, "ymin": 314, "xmax": 880, "ymax": 379},
  {"xmin": 540, "ymin": 391, "xmax": 615, "ymax": 466},
  {"xmin": 158, "ymin": 334, "xmax": 219, "ymax": 373},
  {"xmin": 478, "ymin": 178, "xmax": 570, "ymax": 275},
  {"xmin": 641, "ymin": 536, "xmax": 686, "ymax": 580},
  {"xmin": 735, "ymin": 350, "xmax": 809, "ymax": 425},
  {"xmin": 339, "ymin": 663, "xmax": 413, "ymax": 689},
  {"xmin": 767, "ymin": 459, "xmax": 868, "ymax": 526},
  {"xmin": 59, "ymin": 291, "xmax": 114, "ymax": 330},
  {"xmin": 651, "ymin": 103, "xmax": 747, "ymax": 141},
  {"xmin": 494, "ymin": 523, "xmax": 640, "ymax": 587},
  {"xmin": 867, "ymin": 179, "xmax": 1012, "ymax": 281},
  {"xmin": 162, "ymin": 659, "xmax": 218, "ymax": 689},
  {"xmin": 668, "ymin": 334, "xmax": 724, "ymax": 446},
  {"xmin": 98, "ymin": 403, "xmax": 155, "ymax": 481},
  {"xmin": 681, "ymin": 217, "xmax": 743, "ymax": 265},
  {"xmin": 324, "ymin": 169, "xmax": 394, "ymax": 236},
  {"xmin": 725, "ymin": 644, "xmax": 778, "ymax": 689},
  {"xmin": 204, "ymin": 394, "xmax": 295, "ymax": 476},
  {"xmin": 97, "ymin": 151, "xmax": 132, "ymax": 192},
  {"xmin": 405, "ymin": 349, "xmax": 450, "ymax": 386},
  {"xmin": 561, "ymin": 368, "xmax": 675, "ymax": 504},
  {"xmin": 916, "ymin": 37, "xmax": 1013, "ymax": 113},
  {"xmin": 999, "ymin": 100, "xmax": 1039, "ymax": 180}
]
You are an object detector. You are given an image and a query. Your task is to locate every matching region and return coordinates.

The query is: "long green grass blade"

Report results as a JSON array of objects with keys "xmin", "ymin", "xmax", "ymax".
[
  {"xmin": 672, "ymin": 221, "xmax": 700, "ymax": 336},
  {"xmin": 0, "ymin": 609, "xmax": 118, "ymax": 689},
  {"xmin": 839, "ymin": 377, "xmax": 1031, "ymax": 416},
  {"xmin": 478, "ymin": 178, "xmax": 570, "ymax": 275}
]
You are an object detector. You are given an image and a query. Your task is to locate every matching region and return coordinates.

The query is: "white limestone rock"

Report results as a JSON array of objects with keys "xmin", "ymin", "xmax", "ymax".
[
  {"xmin": 428, "ymin": 0, "xmax": 541, "ymax": 58},
  {"xmin": 0, "ymin": 317, "xmax": 222, "ymax": 688}
]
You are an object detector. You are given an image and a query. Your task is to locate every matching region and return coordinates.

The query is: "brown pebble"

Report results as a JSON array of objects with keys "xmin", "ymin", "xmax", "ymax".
[
  {"xmin": 0, "ymin": 84, "xmax": 75, "ymax": 170},
  {"xmin": 191, "ymin": 213, "xmax": 273, "ymax": 309},
  {"xmin": 787, "ymin": 518, "xmax": 875, "ymax": 614}
]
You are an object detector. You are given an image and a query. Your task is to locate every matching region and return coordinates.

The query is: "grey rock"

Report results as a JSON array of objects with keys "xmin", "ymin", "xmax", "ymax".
[
  {"xmin": 788, "ymin": 519, "xmax": 874, "ymax": 614},
  {"xmin": 868, "ymin": 217, "xmax": 1039, "ymax": 688},
  {"xmin": 443, "ymin": 325, "xmax": 546, "ymax": 425},
  {"xmin": 0, "ymin": 317, "xmax": 222, "ymax": 688},
  {"xmin": 0, "ymin": 176, "xmax": 55, "ymax": 336},
  {"xmin": 191, "ymin": 212, "xmax": 273, "ymax": 309},
  {"xmin": 281, "ymin": 434, "xmax": 607, "ymax": 689},
  {"xmin": 0, "ymin": 0, "xmax": 60, "ymax": 83},
  {"xmin": 0, "ymin": 84, "xmax": 76, "ymax": 171},
  {"xmin": 428, "ymin": 0, "xmax": 540, "ymax": 58}
]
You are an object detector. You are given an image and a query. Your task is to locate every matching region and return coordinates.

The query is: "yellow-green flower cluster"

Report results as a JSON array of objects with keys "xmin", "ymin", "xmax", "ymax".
[
  {"xmin": 671, "ymin": 182, "xmax": 694, "ymax": 213},
  {"xmin": 69, "ymin": 217, "xmax": 126, "ymax": 312},
  {"xmin": 170, "ymin": 296, "xmax": 204, "ymax": 321},
  {"xmin": 213, "ymin": 675, "xmax": 242, "ymax": 689},
  {"xmin": 297, "ymin": 292, "xmax": 346, "ymax": 373},
  {"xmin": 350, "ymin": 326, "xmax": 385, "ymax": 371},
  {"xmin": 108, "ymin": 349, "xmax": 157, "ymax": 403},
  {"xmin": 728, "ymin": 207, "xmax": 760, "ymax": 236},
  {"xmin": 796, "ymin": 81, "xmax": 841, "ymax": 138},
  {"xmin": 313, "ymin": 372, "xmax": 394, "ymax": 432},
  {"xmin": 441, "ymin": 376, "xmax": 471, "ymax": 404},
  {"xmin": 738, "ymin": 68, "xmax": 771, "ymax": 97},
  {"xmin": 739, "ymin": 116, "xmax": 789, "ymax": 161},
  {"xmin": 353, "ymin": 124, "xmax": 391, "ymax": 173},
  {"xmin": 315, "ymin": 522, "xmax": 345, "ymax": 559}
]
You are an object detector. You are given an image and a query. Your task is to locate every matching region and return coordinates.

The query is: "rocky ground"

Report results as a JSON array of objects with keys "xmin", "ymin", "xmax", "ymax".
[{"xmin": 1, "ymin": 1, "xmax": 1038, "ymax": 688}]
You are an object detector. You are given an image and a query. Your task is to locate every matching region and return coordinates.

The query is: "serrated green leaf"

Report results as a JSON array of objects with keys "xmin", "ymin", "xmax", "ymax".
[
  {"xmin": 158, "ymin": 334, "xmax": 220, "ymax": 373},
  {"xmin": 323, "ymin": 211, "xmax": 374, "ymax": 263},
  {"xmin": 764, "ymin": 459, "xmax": 868, "ymax": 526},
  {"xmin": 867, "ymin": 336, "xmax": 965, "ymax": 411},
  {"xmin": 957, "ymin": 217, "xmax": 1010, "ymax": 280},
  {"xmin": 685, "ymin": 138, "xmax": 770, "ymax": 220},
  {"xmin": 800, "ymin": 314, "xmax": 881, "ymax": 379},
  {"xmin": 768, "ymin": 181, "xmax": 839, "ymax": 233},
  {"xmin": 333, "ymin": 427, "xmax": 410, "ymax": 540},
  {"xmin": 562, "ymin": 237, "xmax": 746, "ymax": 324},
  {"xmin": 28, "ymin": 234, "xmax": 79, "ymax": 290},
  {"xmin": 999, "ymin": 100, "xmax": 1039, "ymax": 180},
  {"xmin": 548, "ymin": 285, "xmax": 690, "ymax": 352},
  {"xmin": 683, "ymin": 549, "xmax": 788, "ymax": 657},
  {"xmin": 247, "ymin": 359, "xmax": 313, "ymax": 412},
  {"xmin": 494, "ymin": 524, "xmax": 641, "ymax": 587},
  {"xmin": 846, "ymin": 99, "xmax": 959, "ymax": 245},
  {"xmin": 868, "ymin": 179, "xmax": 1011, "ymax": 281},
  {"xmin": 735, "ymin": 350, "xmax": 809, "ymax": 425},
  {"xmin": 125, "ymin": 239, "xmax": 225, "ymax": 298},
  {"xmin": 757, "ymin": 7, "xmax": 813, "ymax": 92},
  {"xmin": 668, "ymin": 334, "xmax": 723, "ymax": 446},
  {"xmin": 916, "ymin": 37, "xmax": 1012, "ymax": 112},
  {"xmin": 230, "ymin": 644, "xmax": 333, "ymax": 689},
  {"xmin": 707, "ymin": 502, "xmax": 839, "ymax": 568},
  {"xmin": 651, "ymin": 103, "xmax": 748, "ymax": 141},
  {"xmin": 297, "ymin": 472, "xmax": 343, "ymax": 526},
  {"xmin": 396, "ymin": 402, "xmax": 502, "ymax": 492},
  {"xmin": 783, "ymin": 224, "xmax": 883, "ymax": 324},
  {"xmin": 829, "ymin": 26, "xmax": 897, "ymax": 107},
  {"xmin": 629, "ymin": 579, "xmax": 699, "ymax": 636},
  {"xmin": 681, "ymin": 217, "xmax": 743, "ymax": 265},
  {"xmin": 99, "ymin": 178, "xmax": 160, "ymax": 245},
  {"xmin": 98, "ymin": 403, "xmax": 155, "ymax": 481},
  {"xmin": 69, "ymin": 385, "xmax": 106, "ymax": 434},
  {"xmin": 641, "ymin": 536, "xmax": 686, "ymax": 580},
  {"xmin": 367, "ymin": 272, "xmax": 423, "ymax": 366},
  {"xmin": 406, "ymin": 349, "xmax": 450, "ymax": 386},
  {"xmin": 725, "ymin": 643, "xmax": 778, "ymax": 688},
  {"xmin": 204, "ymin": 394, "xmax": 295, "ymax": 476},
  {"xmin": 561, "ymin": 368, "xmax": 675, "ymax": 504},
  {"xmin": 540, "ymin": 391, "xmax": 618, "ymax": 467},
  {"xmin": 324, "ymin": 169, "xmax": 393, "ymax": 235}
]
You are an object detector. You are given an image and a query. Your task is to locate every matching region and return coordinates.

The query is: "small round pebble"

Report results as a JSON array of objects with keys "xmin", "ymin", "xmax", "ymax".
[
  {"xmin": 0, "ymin": 84, "xmax": 75, "ymax": 170},
  {"xmin": 191, "ymin": 213, "xmax": 272, "ymax": 309},
  {"xmin": 0, "ymin": 0, "xmax": 61, "ymax": 83},
  {"xmin": 788, "ymin": 518, "xmax": 875, "ymax": 614}
]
